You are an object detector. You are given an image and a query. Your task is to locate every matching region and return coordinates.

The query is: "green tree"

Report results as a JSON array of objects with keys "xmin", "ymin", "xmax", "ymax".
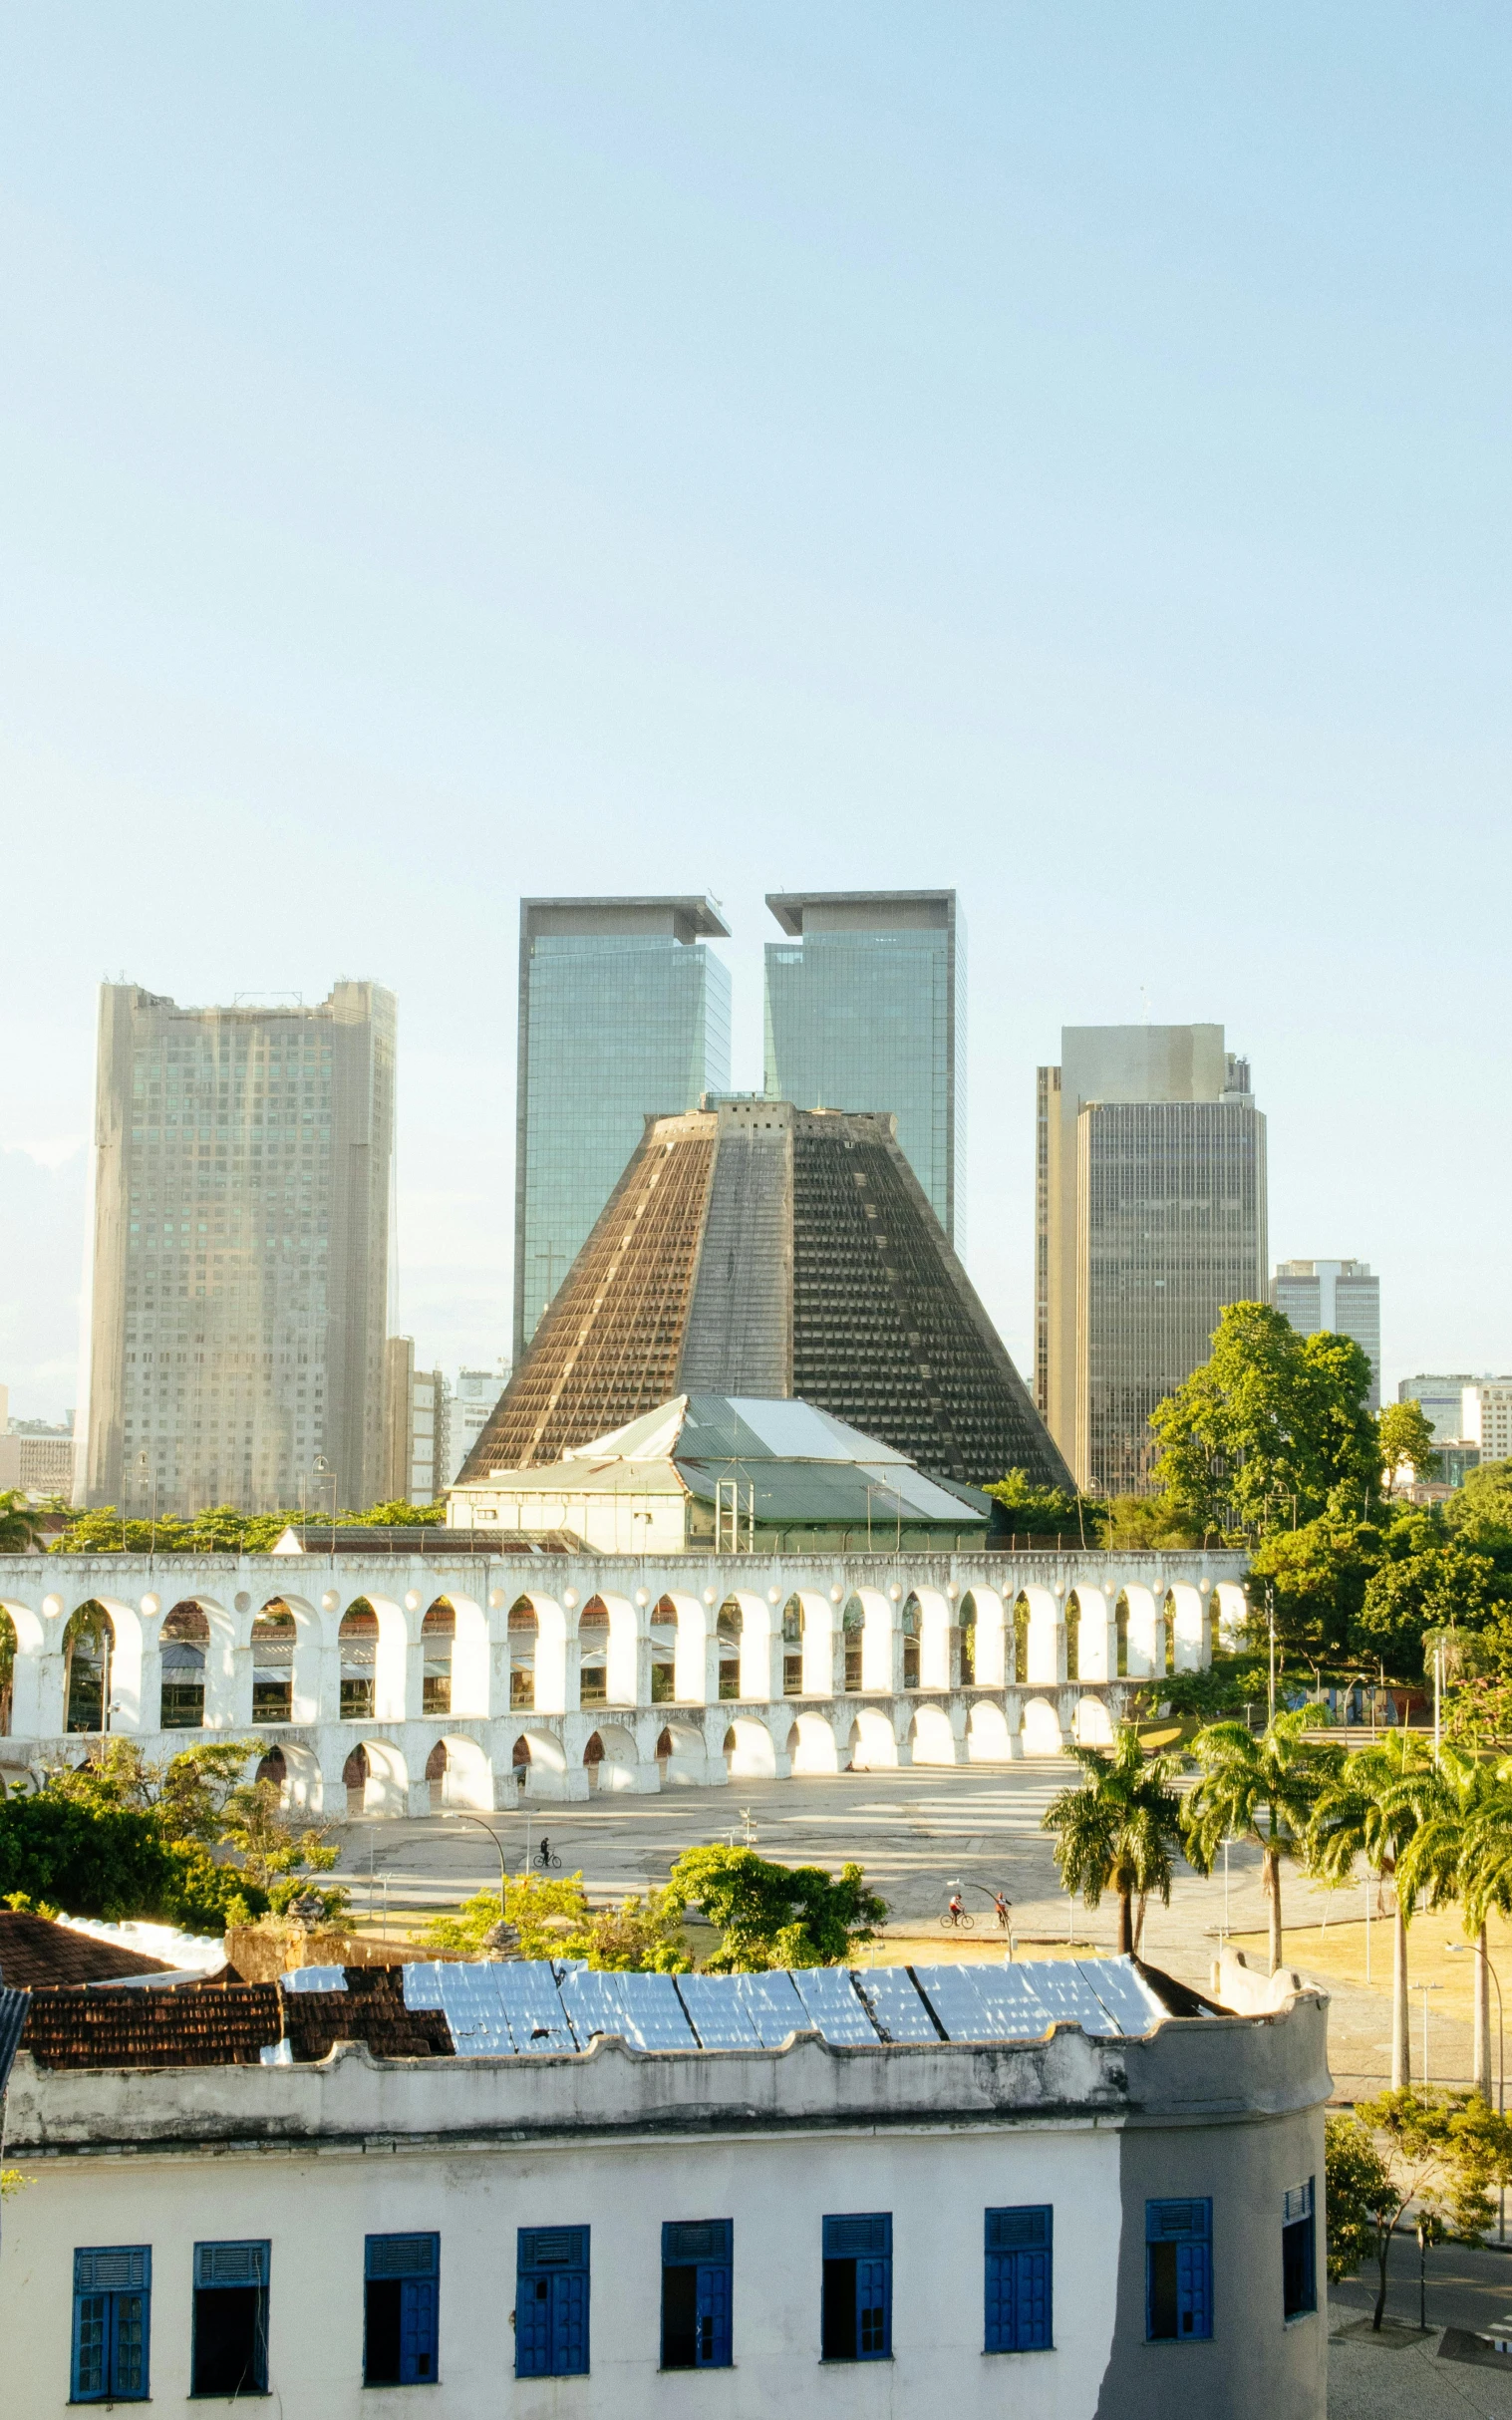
[
  {"xmin": 1398, "ymin": 1745, "xmax": 1512, "ymax": 2101},
  {"xmin": 1095, "ymin": 1495, "xmax": 1198, "ymax": 1550},
  {"xmin": 1183, "ymin": 1708, "xmax": 1344, "ymax": 1975},
  {"xmin": 215, "ymin": 1778, "xmax": 344, "ymax": 1914},
  {"xmin": 1248, "ymin": 1511, "xmax": 1378, "ymax": 1667},
  {"xmin": 422, "ymin": 1869, "xmax": 593, "ymax": 1961},
  {"xmin": 1335, "ymin": 2090, "xmax": 1512, "ymax": 2327},
  {"xmin": 982, "ymin": 1469, "xmax": 1091, "ymax": 1541},
  {"xmin": 50, "ymin": 1507, "xmax": 190, "ymax": 1554},
  {"xmin": 0, "ymin": 1792, "xmax": 178, "ymax": 1921},
  {"xmin": 1310, "ymin": 1733, "xmax": 1433, "ymax": 2089},
  {"xmin": 1379, "ymin": 1401, "xmax": 1439, "ymax": 1496},
  {"xmin": 0, "ymin": 1490, "xmax": 48, "ymax": 1553},
  {"xmin": 1150, "ymin": 1302, "xmax": 1378, "ymax": 1539},
  {"xmin": 1354, "ymin": 1513, "xmax": 1511, "ymax": 1674},
  {"xmin": 1446, "ymin": 1459, "xmax": 1512, "ymax": 1556},
  {"xmin": 667, "ymin": 1846, "xmax": 886, "ymax": 1970},
  {"xmin": 349, "ymin": 1499, "xmax": 446, "ymax": 1527},
  {"xmin": 1041, "ymin": 1726, "xmax": 1186, "ymax": 1955}
]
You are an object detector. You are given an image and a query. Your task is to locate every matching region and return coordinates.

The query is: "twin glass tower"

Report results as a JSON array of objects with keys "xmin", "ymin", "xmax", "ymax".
[{"xmin": 514, "ymin": 892, "xmax": 963, "ymax": 1359}]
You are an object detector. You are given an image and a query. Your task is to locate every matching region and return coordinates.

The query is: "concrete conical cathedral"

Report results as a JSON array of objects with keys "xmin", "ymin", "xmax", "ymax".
[{"xmin": 464, "ymin": 1102, "xmax": 1072, "ymax": 1491}]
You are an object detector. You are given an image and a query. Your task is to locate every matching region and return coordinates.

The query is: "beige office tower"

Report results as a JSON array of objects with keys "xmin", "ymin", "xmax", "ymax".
[
  {"xmin": 1036, "ymin": 1026, "xmax": 1267, "ymax": 1495},
  {"xmin": 85, "ymin": 981, "xmax": 396, "ymax": 1516}
]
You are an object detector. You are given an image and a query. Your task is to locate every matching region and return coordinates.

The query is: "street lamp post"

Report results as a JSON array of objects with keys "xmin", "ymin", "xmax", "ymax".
[
  {"xmin": 441, "ymin": 1810, "xmax": 514, "ymax": 1948},
  {"xmin": 136, "ymin": 1451, "xmax": 158, "ymax": 1567},
  {"xmin": 1447, "ymin": 1939, "xmax": 1506, "ymax": 2240},
  {"xmin": 312, "ymin": 1455, "xmax": 337, "ymax": 1556}
]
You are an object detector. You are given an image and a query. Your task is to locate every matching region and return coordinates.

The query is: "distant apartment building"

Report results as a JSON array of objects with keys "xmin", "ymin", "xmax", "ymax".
[
  {"xmin": 447, "ymin": 1362, "xmax": 510, "ymax": 1485},
  {"xmin": 1462, "ymin": 1380, "xmax": 1512, "ymax": 1465},
  {"xmin": 84, "ymin": 981, "xmax": 396, "ymax": 1516},
  {"xmin": 381, "ymin": 1340, "xmax": 450, "ymax": 1505},
  {"xmin": 1398, "ymin": 1373, "xmax": 1484, "ymax": 1444},
  {"xmin": 1037, "ymin": 1026, "xmax": 1267, "ymax": 1496},
  {"xmin": 1271, "ymin": 1260, "xmax": 1381, "ymax": 1410},
  {"xmin": 514, "ymin": 898, "xmax": 731, "ymax": 1361},
  {"xmin": 763, "ymin": 890, "xmax": 964, "ymax": 1245},
  {"xmin": 0, "ymin": 1385, "xmax": 77, "ymax": 1502}
]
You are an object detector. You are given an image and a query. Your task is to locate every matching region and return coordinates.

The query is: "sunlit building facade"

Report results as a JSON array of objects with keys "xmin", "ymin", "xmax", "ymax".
[
  {"xmin": 1037, "ymin": 1026, "xmax": 1267, "ymax": 1495},
  {"xmin": 513, "ymin": 898, "xmax": 731, "ymax": 1360},
  {"xmin": 1271, "ymin": 1259, "xmax": 1380, "ymax": 1409},
  {"xmin": 84, "ymin": 981, "xmax": 396, "ymax": 1516},
  {"xmin": 763, "ymin": 891, "xmax": 964, "ymax": 1245}
]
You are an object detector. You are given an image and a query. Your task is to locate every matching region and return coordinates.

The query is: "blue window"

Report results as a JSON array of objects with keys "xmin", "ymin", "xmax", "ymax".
[
  {"xmin": 191, "ymin": 2241, "xmax": 269, "ymax": 2397},
  {"xmin": 661, "ymin": 2221, "xmax": 733, "ymax": 2370},
  {"xmin": 1146, "ymin": 2201, "xmax": 1212, "ymax": 2342},
  {"xmin": 365, "ymin": 2235, "xmax": 440, "ymax": 2386},
  {"xmin": 1282, "ymin": 2181, "xmax": 1316, "ymax": 2319},
  {"xmin": 821, "ymin": 2214, "xmax": 891, "ymax": 2361},
  {"xmin": 515, "ymin": 2229, "xmax": 589, "ymax": 2378},
  {"xmin": 985, "ymin": 2207, "xmax": 1053, "ymax": 2352},
  {"xmin": 71, "ymin": 2248, "xmax": 151, "ymax": 2403}
]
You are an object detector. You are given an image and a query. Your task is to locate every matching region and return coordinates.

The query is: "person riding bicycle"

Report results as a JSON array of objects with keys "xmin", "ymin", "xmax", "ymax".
[
  {"xmin": 947, "ymin": 1892, "xmax": 965, "ymax": 1924},
  {"xmin": 538, "ymin": 1836, "xmax": 551, "ymax": 1867}
]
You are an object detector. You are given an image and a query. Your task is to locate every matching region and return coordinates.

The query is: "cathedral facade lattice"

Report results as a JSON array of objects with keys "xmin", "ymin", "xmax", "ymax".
[{"xmin": 463, "ymin": 1102, "xmax": 1073, "ymax": 1492}]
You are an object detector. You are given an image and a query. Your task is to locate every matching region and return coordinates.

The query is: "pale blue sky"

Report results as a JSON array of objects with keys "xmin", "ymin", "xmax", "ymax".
[{"xmin": 3, "ymin": 5, "xmax": 1509, "ymax": 1421}]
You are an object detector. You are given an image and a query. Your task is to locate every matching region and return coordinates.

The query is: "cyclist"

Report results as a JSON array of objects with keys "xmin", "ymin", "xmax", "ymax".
[
  {"xmin": 538, "ymin": 1836, "xmax": 551, "ymax": 1868},
  {"xmin": 947, "ymin": 1892, "xmax": 965, "ymax": 1925}
]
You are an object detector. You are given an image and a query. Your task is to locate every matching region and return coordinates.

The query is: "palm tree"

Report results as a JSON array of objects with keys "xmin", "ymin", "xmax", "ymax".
[
  {"xmin": 1310, "ymin": 1732, "xmax": 1432, "ymax": 2091},
  {"xmin": 1041, "ymin": 1724, "xmax": 1185, "ymax": 1956},
  {"xmin": 0, "ymin": 1490, "xmax": 46, "ymax": 1554},
  {"xmin": 1402, "ymin": 1746, "xmax": 1512, "ymax": 2102},
  {"xmin": 1183, "ymin": 1708, "xmax": 1344, "ymax": 1978}
]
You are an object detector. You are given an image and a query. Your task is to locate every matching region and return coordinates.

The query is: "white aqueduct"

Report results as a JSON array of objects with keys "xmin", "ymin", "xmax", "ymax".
[{"xmin": 0, "ymin": 1549, "xmax": 1249, "ymax": 1814}]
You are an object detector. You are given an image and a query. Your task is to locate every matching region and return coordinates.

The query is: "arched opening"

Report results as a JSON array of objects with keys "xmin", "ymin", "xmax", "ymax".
[
  {"xmin": 967, "ymin": 1700, "xmax": 1013, "ymax": 1763},
  {"xmin": 578, "ymin": 1598, "xmax": 609, "ymax": 1708},
  {"xmin": 583, "ymin": 1730, "xmax": 604, "ymax": 1790},
  {"xmin": 1115, "ymin": 1593, "xmax": 1130, "ymax": 1678},
  {"xmin": 254, "ymin": 1745, "xmax": 286, "ymax": 1791},
  {"xmin": 651, "ymin": 1598, "xmax": 677, "ymax": 1704},
  {"xmin": 781, "ymin": 1596, "xmax": 803, "ymax": 1696},
  {"xmin": 252, "ymin": 1599, "xmax": 295, "ymax": 1724},
  {"xmin": 1074, "ymin": 1695, "xmax": 1113, "ymax": 1747},
  {"xmin": 1162, "ymin": 1592, "xmax": 1177, "ymax": 1676},
  {"xmin": 907, "ymin": 1703, "xmax": 956, "ymax": 1765},
  {"xmin": 159, "ymin": 1601, "xmax": 208, "ymax": 1729},
  {"xmin": 426, "ymin": 1738, "xmax": 449, "ymax": 1812},
  {"xmin": 1064, "ymin": 1592, "xmax": 1081, "ymax": 1683},
  {"xmin": 788, "ymin": 1709, "xmax": 841, "ymax": 1777},
  {"xmin": 901, "ymin": 1595, "xmax": 921, "ymax": 1690},
  {"xmin": 64, "ymin": 1603, "xmax": 113, "ymax": 1733},
  {"xmin": 841, "ymin": 1597, "xmax": 865, "ymax": 1692},
  {"xmin": 1022, "ymin": 1697, "xmax": 1065, "ymax": 1757},
  {"xmin": 717, "ymin": 1600, "xmax": 742, "ymax": 1700},
  {"xmin": 959, "ymin": 1593, "xmax": 978, "ymax": 1686},
  {"xmin": 422, "ymin": 1601, "xmax": 454, "ymax": 1716},
  {"xmin": 0, "ymin": 1607, "xmax": 18, "ymax": 1736},
  {"xmin": 508, "ymin": 1598, "xmax": 537, "ymax": 1712},
  {"xmin": 1012, "ymin": 1594, "xmax": 1031, "ymax": 1686},
  {"xmin": 343, "ymin": 1743, "xmax": 369, "ymax": 1817},
  {"xmin": 339, "ymin": 1601, "xmax": 378, "ymax": 1721}
]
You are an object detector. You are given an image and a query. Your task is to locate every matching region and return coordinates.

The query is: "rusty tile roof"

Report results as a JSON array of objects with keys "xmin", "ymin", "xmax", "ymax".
[
  {"xmin": 0, "ymin": 1913, "xmax": 178, "ymax": 1992},
  {"xmin": 19, "ymin": 1966, "xmax": 454, "ymax": 2070}
]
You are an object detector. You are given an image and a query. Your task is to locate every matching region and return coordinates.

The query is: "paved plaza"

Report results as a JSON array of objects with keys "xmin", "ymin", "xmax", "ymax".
[{"xmin": 331, "ymin": 1755, "xmax": 1495, "ymax": 2096}]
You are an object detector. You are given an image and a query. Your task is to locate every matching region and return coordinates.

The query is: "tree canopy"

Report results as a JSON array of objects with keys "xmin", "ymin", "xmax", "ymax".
[
  {"xmin": 1149, "ymin": 1302, "xmax": 1378, "ymax": 1539},
  {"xmin": 666, "ymin": 1846, "xmax": 886, "ymax": 1970},
  {"xmin": 1041, "ymin": 1726, "xmax": 1185, "ymax": 1954}
]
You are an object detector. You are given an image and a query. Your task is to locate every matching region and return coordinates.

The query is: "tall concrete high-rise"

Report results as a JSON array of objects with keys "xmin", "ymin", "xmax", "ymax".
[
  {"xmin": 514, "ymin": 898, "xmax": 732, "ymax": 1361},
  {"xmin": 1036, "ymin": 1025, "xmax": 1267, "ymax": 1495},
  {"xmin": 84, "ymin": 981, "xmax": 395, "ymax": 1515},
  {"xmin": 1272, "ymin": 1260, "xmax": 1381, "ymax": 1409},
  {"xmin": 763, "ymin": 891, "xmax": 964, "ymax": 1245}
]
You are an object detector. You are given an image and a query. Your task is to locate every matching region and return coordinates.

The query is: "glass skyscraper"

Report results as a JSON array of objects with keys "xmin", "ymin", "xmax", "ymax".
[
  {"xmin": 762, "ymin": 891, "xmax": 964, "ymax": 1244},
  {"xmin": 513, "ymin": 897, "xmax": 731, "ymax": 1359}
]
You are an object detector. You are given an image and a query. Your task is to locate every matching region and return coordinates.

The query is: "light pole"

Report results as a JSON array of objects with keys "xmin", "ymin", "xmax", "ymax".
[
  {"xmin": 1447, "ymin": 1939, "xmax": 1506, "ymax": 2240},
  {"xmin": 137, "ymin": 1450, "xmax": 158, "ymax": 1568},
  {"xmin": 1413, "ymin": 1979, "xmax": 1442, "ymax": 2088},
  {"xmin": 1267, "ymin": 1582, "xmax": 1277, "ymax": 1724},
  {"xmin": 312, "ymin": 1455, "xmax": 337, "ymax": 1556},
  {"xmin": 441, "ymin": 1810, "xmax": 513, "ymax": 1944}
]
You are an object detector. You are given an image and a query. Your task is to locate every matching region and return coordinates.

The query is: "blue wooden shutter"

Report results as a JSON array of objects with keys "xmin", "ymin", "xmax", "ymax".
[
  {"xmin": 856, "ymin": 2256, "xmax": 891, "ymax": 2357},
  {"xmin": 985, "ymin": 2208, "xmax": 1052, "ymax": 2353},
  {"xmin": 1146, "ymin": 2201, "xmax": 1212, "ymax": 2342},
  {"xmin": 516, "ymin": 2229, "xmax": 589, "ymax": 2378},
  {"xmin": 1175, "ymin": 2242, "xmax": 1211, "ymax": 2336},
  {"xmin": 73, "ymin": 2249, "xmax": 151, "ymax": 2402},
  {"xmin": 695, "ymin": 2258, "xmax": 732, "ymax": 2367},
  {"xmin": 366, "ymin": 2235, "xmax": 440, "ymax": 2383}
]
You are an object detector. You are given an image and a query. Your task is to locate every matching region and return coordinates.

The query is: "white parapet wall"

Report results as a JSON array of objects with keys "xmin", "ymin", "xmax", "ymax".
[{"xmin": 0, "ymin": 1547, "xmax": 1251, "ymax": 1812}]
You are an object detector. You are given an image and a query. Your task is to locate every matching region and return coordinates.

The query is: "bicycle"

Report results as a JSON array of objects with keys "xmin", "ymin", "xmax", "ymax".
[
  {"xmin": 530, "ymin": 1837, "xmax": 563, "ymax": 1873},
  {"xmin": 940, "ymin": 1905, "xmax": 975, "ymax": 1932}
]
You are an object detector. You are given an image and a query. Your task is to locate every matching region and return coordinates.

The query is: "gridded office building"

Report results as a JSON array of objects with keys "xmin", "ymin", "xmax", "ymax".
[
  {"xmin": 763, "ymin": 891, "xmax": 964, "ymax": 1245},
  {"xmin": 1271, "ymin": 1260, "xmax": 1380, "ymax": 1410},
  {"xmin": 1037, "ymin": 1026, "xmax": 1267, "ymax": 1495},
  {"xmin": 466, "ymin": 1099, "xmax": 1069, "ymax": 1490},
  {"xmin": 84, "ymin": 981, "xmax": 395, "ymax": 1515},
  {"xmin": 514, "ymin": 898, "xmax": 731, "ymax": 1361}
]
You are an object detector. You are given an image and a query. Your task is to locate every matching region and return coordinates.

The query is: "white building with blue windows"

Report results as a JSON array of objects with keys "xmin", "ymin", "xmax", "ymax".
[{"xmin": 0, "ymin": 1950, "xmax": 1328, "ymax": 2417}]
